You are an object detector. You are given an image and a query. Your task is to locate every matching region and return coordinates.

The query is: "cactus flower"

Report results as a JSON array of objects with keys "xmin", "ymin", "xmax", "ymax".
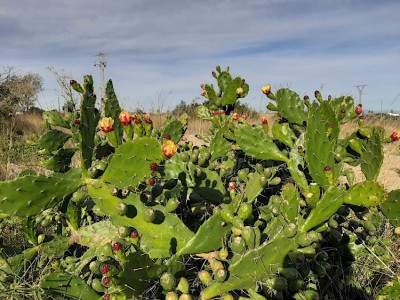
[
  {"xmin": 119, "ymin": 111, "xmax": 131, "ymax": 126},
  {"xmin": 232, "ymin": 113, "xmax": 239, "ymax": 120},
  {"xmin": 241, "ymin": 113, "xmax": 248, "ymax": 120},
  {"xmin": 228, "ymin": 182, "xmax": 236, "ymax": 190},
  {"xmin": 98, "ymin": 117, "xmax": 114, "ymax": 133},
  {"xmin": 200, "ymin": 83, "xmax": 205, "ymax": 89},
  {"xmin": 236, "ymin": 87, "xmax": 244, "ymax": 96},
  {"xmin": 201, "ymin": 90, "xmax": 207, "ymax": 97},
  {"xmin": 162, "ymin": 140, "xmax": 178, "ymax": 158},
  {"xmin": 390, "ymin": 131, "xmax": 399, "ymax": 141},
  {"xmin": 355, "ymin": 105, "xmax": 363, "ymax": 115},
  {"xmin": 261, "ymin": 84, "xmax": 271, "ymax": 95},
  {"xmin": 212, "ymin": 111, "xmax": 218, "ymax": 116},
  {"xmin": 219, "ymin": 110, "xmax": 226, "ymax": 115}
]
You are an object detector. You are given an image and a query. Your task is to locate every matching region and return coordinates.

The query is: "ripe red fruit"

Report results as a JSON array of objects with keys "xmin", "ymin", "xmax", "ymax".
[
  {"xmin": 201, "ymin": 91, "xmax": 207, "ymax": 97},
  {"xmin": 212, "ymin": 111, "xmax": 218, "ymax": 116},
  {"xmin": 242, "ymin": 113, "xmax": 248, "ymax": 120},
  {"xmin": 102, "ymin": 276, "xmax": 111, "ymax": 286},
  {"xmin": 232, "ymin": 113, "xmax": 239, "ymax": 120},
  {"xmin": 355, "ymin": 106, "xmax": 363, "ymax": 115},
  {"xmin": 149, "ymin": 177, "xmax": 156, "ymax": 186},
  {"xmin": 261, "ymin": 116, "xmax": 268, "ymax": 124},
  {"xmin": 390, "ymin": 132, "xmax": 399, "ymax": 141},
  {"xmin": 324, "ymin": 166, "xmax": 332, "ymax": 172},
  {"xmin": 112, "ymin": 242, "xmax": 122, "ymax": 251},
  {"xmin": 130, "ymin": 230, "xmax": 139, "ymax": 239},
  {"xmin": 100, "ymin": 264, "xmax": 110, "ymax": 275},
  {"xmin": 149, "ymin": 163, "xmax": 158, "ymax": 171}
]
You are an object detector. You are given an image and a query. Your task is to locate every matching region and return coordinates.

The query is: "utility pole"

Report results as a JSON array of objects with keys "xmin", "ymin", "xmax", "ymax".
[
  {"xmin": 355, "ymin": 84, "xmax": 367, "ymax": 106},
  {"xmin": 94, "ymin": 52, "xmax": 107, "ymax": 111}
]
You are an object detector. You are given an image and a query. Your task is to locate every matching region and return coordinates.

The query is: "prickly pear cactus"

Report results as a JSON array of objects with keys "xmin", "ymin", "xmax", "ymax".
[{"xmin": 0, "ymin": 69, "xmax": 398, "ymax": 300}]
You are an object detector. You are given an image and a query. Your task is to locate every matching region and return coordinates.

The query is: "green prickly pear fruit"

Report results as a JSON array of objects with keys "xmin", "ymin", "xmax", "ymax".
[
  {"xmin": 269, "ymin": 177, "xmax": 282, "ymax": 185},
  {"xmin": 230, "ymin": 236, "xmax": 246, "ymax": 254},
  {"xmin": 255, "ymin": 163, "xmax": 264, "ymax": 173},
  {"xmin": 143, "ymin": 208, "xmax": 156, "ymax": 223},
  {"xmin": 116, "ymin": 202, "xmax": 127, "ymax": 216},
  {"xmin": 165, "ymin": 292, "xmax": 179, "ymax": 300},
  {"xmin": 214, "ymin": 267, "xmax": 227, "ymax": 283},
  {"xmin": 237, "ymin": 168, "xmax": 249, "ymax": 182},
  {"xmin": 242, "ymin": 226, "xmax": 256, "ymax": 249},
  {"xmin": 198, "ymin": 270, "xmax": 212, "ymax": 286},
  {"xmin": 237, "ymin": 203, "xmax": 252, "ymax": 220},
  {"xmin": 160, "ymin": 272, "xmax": 176, "ymax": 291},
  {"xmin": 180, "ymin": 152, "xmax": 190, "ymax": 162},
  {"xmin": 284, "ymin": 223, "xmax": 297, "ymax": 238},
  {"xmin": 266, "ymin": 276, "xmax": 288, "ymax": 292},
  {"xmin": 176, "ymin": 277, "xmax": 190, "ymax": 294},
  {"xmin": 328, "ymin": 217, "xmax": 338, "ymax": 229},
  {"xmin": 259, "ymin": 175, "xmax": 269, "ymax": 187},
  {"xmin": 89, "ymin": 260, "xmax": 102, "ymax": 274},
  {"xmin": 92, "ymin": 278, "xmax": 105, "ymax": 292},
  {"xmin": 166, "ymin": 198, "xmax": 180, "ymax": 213},
  {"xmin": 179, "ymin": 294, "xmax": 192, "ymax": 300},
  {"xmin": 232, "ymin": 216, "xmax": 244, "ymax": 229},
  {"xmin": 218, "ymin": 247, "xmax": 229, "ymax": 260},
  {"xmin": 221, "ymin": 294, "xmax": 234, "ymax": 300},
  {"xmin": 278, "ymin": 267, "xmax": 299, "ymax": 280},
  {"xmin": 296, "ymin": 246, "xmax": 316, "ymax": 257},
  {"xmin": 118, "ymin": 226, "xmax": 130, "ymax": 238},
  {"xmin": 37, "ymin": 234, "xmax": 45, "ymax": 244},
  {"xmin": 349, "ymin": 139, "xmax": 363, "ymax": 155},
  {"xmin": 221, "ymin": 206, "xmax": 235, "ymax": 223},
  {"xmin": 358, "ymin": 127, "xmax": 372, "ymax": 138},
  {"xmin": 394, "ymin": 227, "xmax": 400, "ymax": 236},
  {"xmin": 71, "ymin": 191, "xmax": 88, "ymax": 203}
]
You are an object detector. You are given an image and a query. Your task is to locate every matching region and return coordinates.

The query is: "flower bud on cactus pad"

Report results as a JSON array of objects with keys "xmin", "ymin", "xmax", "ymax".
[
  {"xmin": 149, "ymin": 162, "xmax": 158, "ymax": 171},
  {"xmin": 119, "ymin": 111, "xmax": 131, "ymax": 126},
  {"xmin": 100, "ymin": 264, "xmax": 110, "ymax": 275},
  {"xmin": 98, "ymin": 117, "xmax": 114, "ymax": 133},
  {"xmin": 112, "ymin": 242, "xmax": 123, "ymax": 251},
  {"xmin": 236, "ymin": 87, "xmax": 244, "ymax": 96},
  {"xmin": 149, "ymin": 177, "xmax": 156, "ymax": 186},
  {"xmin": 390, "ymin": 131, "xmax": 399, "ymax": 141},
  {"xmin": 162, "ymin": 140, "xmax": 178, "ymax": 158},
  {"xmin": 261, "ymin": 84, "xmax": 271, "ymax": 95},
  {"xmin": 355, "ymin": 105, "xmax": 363, "ymax": 115}
]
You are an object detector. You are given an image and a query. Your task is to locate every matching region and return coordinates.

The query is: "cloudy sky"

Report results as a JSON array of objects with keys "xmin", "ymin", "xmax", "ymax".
[{"xmin": 1, "ymin": 0, "xmax": 400, "ymax": 113}]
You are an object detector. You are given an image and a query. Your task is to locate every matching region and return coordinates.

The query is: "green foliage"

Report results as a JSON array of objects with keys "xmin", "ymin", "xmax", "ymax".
[{"xmin": 0, "ymin": 69, "xmax": 399, "ymax": 299}]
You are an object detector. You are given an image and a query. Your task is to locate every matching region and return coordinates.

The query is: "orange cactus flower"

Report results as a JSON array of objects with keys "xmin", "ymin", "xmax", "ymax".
[
  {"xmin": 99, "ymin": 117, "xmax": 114, "ymax": 133},
  {"xmin": 162, "ymin": 140, "xmax": 178, "ymax": 158},
  {"xmin": 232, "ymin": 113, "xmax": 239, "ymax": 120},
  {"xmin": 390, "ymin": 131, "xmax": 399, "ymax": 141},
  {"xmin": 119, "ymin": 111, "xmax": 131, "ymax": 126}
]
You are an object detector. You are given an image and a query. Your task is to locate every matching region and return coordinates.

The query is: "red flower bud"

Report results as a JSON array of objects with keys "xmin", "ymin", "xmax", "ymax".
[
  {"xmin": 261, "ymin": 116, "xmax": 268, "ymax": 124},
  {"xmin": 355, "ymin": 106, "xmax": 363, "ymax": 115},
  {"xmin": 228, "ymin": 182, "xmax": 236, "ymax": 190},
  {"xmin": 390, "ymin": 132, "xmax": 399, "ymax": 141},
  {"xmin": 241, "ymin": 113, "xmax": 248, "ymax": 120},
  {"xmin": 212, "ymin": 111, "xmax": 218, "ymax": 116},
  {"xmin": 201, "ymin": 91, "xmax": 207, "ymax": 97},
  {"xmin": 119, "ymin": 111, "xmax": 131, "ymax": 126},
  {"xmin": 130, "ymin": 231, "xmax": 139, "ymax": 239},
  {"xmin": 100, "ymin": 264, "xmax": 110, "ymax": 275},
  {"xmin": 232, "ymin": 113, "xmax": 239, "ymax": 120},
  {"xmin": 112, "ymin": 242, "xmax": 123, "ymax": 251},
  {"xmin": 324, "ymin": 166, "xmax": 332, "ymax": 172},
  {"xmin": 149, "ymin": 177, "xmax": 156, "ymax": 186},
  {"xmin": 149, "ymin": 163, "xmax": 158, "ymax": 171}
]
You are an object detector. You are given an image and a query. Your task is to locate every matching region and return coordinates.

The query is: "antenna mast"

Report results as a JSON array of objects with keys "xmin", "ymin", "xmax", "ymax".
[
  {"xmin": 94, "ymin": 52, "xmax": 107, "ymax": 110},
  {"xmin": 355, "ymin": 84, "xmax": 367, "ymax": 105}
]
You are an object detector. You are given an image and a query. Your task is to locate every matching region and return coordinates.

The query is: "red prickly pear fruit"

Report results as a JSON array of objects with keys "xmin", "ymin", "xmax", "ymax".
[
  {"xmin": 201, "ymin": 90, "xmax": 207, "ymax": 97},
  {"xmin": 112, "ymin": 242, "xmax": 123, "ymax": 251},
  {"xmin": 232, "ymin": 112, "xmax": 239, "ymax": 120},
  {"xmin": 130, "ymin": 230, "xmax": 139, "ymax": 239},
  {"xmin": 119, "ymin": 111, "xmax": 131, "ymax": 126},
  {"xmin": 149, "ymin": 162, "xmax": 158, "ymax": 171},
  {"xmin": 355, "ymin": 105, "xmax": 363, "ymax": 115},
  {"xmin": 102, "ymin": 276, "xmax": 111, "ymax": 286},
  {"xmin": 228, "ymin": 182, "xmax": 236, "ymax": 190},
  {"xmin": 103, "ymin": 294, "xmax": 111, "ymax": 300},
  {"xmin": 261, "ymin": 116, "xmax": 268, "ymax": 124},
  {"xmin": 99, "ymin": 263, "xmax": 110, "ymax": 275},
  {"xmin": 149, "ymin": 177, "xmax": 156, "ymax": 186},
  {"xmin": 390, "ymin": 131, "xmax": 399, "ymax": 141},
  {"xmin": 241, "ymin": 113, "xmax": 248, "ymax": 120},
  {"xmin": 212, "ymin": 111, "xmax": 218, "ymax": 116},
  {"xmin": 160, "ymin": 272, "xmax": 176, "ymax": 291}
]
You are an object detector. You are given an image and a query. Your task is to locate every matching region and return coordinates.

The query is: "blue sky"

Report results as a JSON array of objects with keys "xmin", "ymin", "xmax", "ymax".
[{"xmin": 1, "ymin": 0, "xmax": 400, "ymax": 113}]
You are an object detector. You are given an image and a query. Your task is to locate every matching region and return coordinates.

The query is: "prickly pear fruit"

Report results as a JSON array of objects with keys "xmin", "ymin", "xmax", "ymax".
[
  {"xmin": 198, "ymin": 270, "xmax": 212, "ymax": 286},
  {"xmin": 160, "ymin": 272, "xmax": 176, "ymax": 291},
  {"xmin": 176, "ymin": 277, "xmax": 190, "ymax": 294}
]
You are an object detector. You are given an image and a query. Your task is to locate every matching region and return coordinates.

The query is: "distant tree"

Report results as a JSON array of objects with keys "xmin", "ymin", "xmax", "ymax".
[
  {"xmin": 47, "ymin": 66, "xmax": 79, "ymax": 112},
  {"xmin": 0, "ymin": 66, "xmax": 43, "ymax": 116}
]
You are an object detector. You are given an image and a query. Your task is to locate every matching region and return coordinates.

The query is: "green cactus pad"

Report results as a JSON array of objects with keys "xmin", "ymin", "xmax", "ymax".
[
  {"xmin": 79, "ymin": 75, "xmax": 97, "ymax": 177},
  {"xmin": 201, "ymin": 237, "xmax": 298, "ymax": 298},
  {"xmin": 41, "ymin": 148, "xmax": 75, "ymax": 172},
  {"xmin": 305, "ymin": 101, "xmax": 340, "ymax": 188},
  {"xmin": 0, "ymin": 171, "xmax": 83, "ymax": 217},
  {"xmin": 210, "ymin": 127, "xmax": 232, "ymax": 162},
  {"xmin": 381, "ymin": 189, "xmax": 400, "ymax": 227},
  {"xmin": 236, "ymin": 125, "xmax": 289, "ymax": 163},
  {"xmin": 331, "ymin": 96, "xmax": 355, "ymax": 124},
  {"xmin": 300, "ymin": 186, "xmax": 346, "ymax": 232},
  {"xmin": 359, "ymin": 126, "xmax": 384, "ymax": 180},
  {"xmin": 88, "ymin": 185, "xmax": 194, "ymax": 258},
  {"xmin": 43, "ymin": 111, "xmax": 70, "ymax": 129},
  {"xmin": 37, "ymin": 129, "xmax": 71, "ymax": 152},
  {"xmin": 104, "ymin": 79, "xmax": 123, "ymax": 146},
  {"xmin": 272, "ymin": 122, "xmax": 296, "ymax": 148},
  {"xmin": 117, "ymin": 251, "xmax": 167, "ymax": 298},
  {"xmin": 244, "ymin": 171, "xmax": 264, "ymax": 204},
  {"xmin": 40, "ymin": 271, "xmax": 100, "ymax": 300},
  {"xmin": 161, "ymin": 119, "xmax": 186, "ymax": 143},
  {"xmin": 273, "ymin": 88, "xmax": 307, "ymax": 125},
  {"xmin": 343, "ymin": 181, "xmax": 386, "ymax": 207},
  {"xmin": 177, "ymin": 212, "xmax": 232, "ymax": 256},
  {"xmin": 101, "ymin": 137, "xmax": 163, "ymax": 189}
]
